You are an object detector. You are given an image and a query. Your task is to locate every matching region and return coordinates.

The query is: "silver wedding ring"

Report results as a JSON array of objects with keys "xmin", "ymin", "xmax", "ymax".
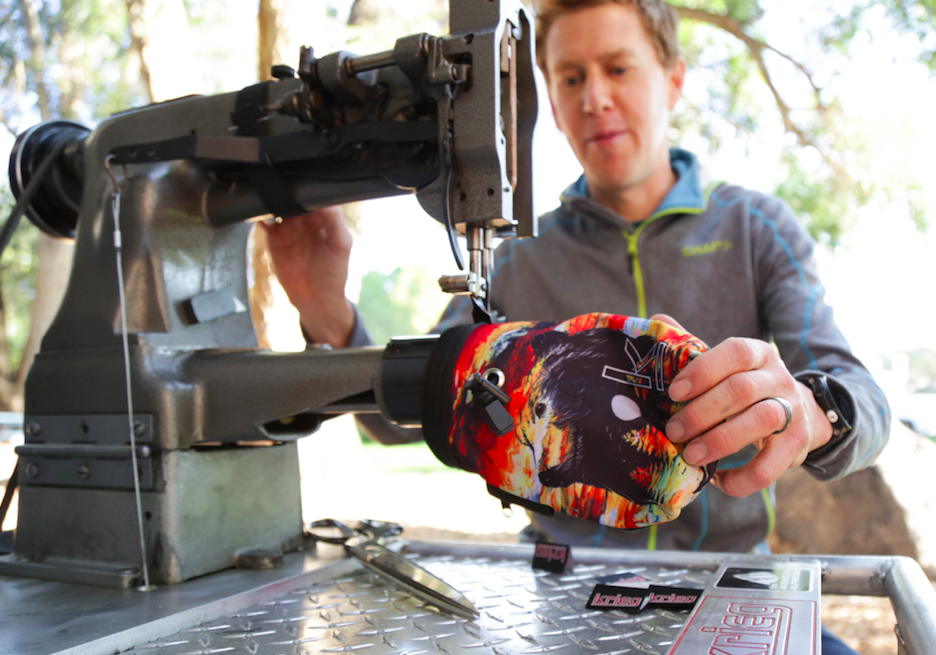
[{"xmin": 766, "ymin": 397, "xmax": 793, "ymax": 434}]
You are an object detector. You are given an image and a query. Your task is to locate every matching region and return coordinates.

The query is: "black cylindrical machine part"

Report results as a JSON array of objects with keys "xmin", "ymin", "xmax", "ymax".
[
  {"xmin": 8, "ymin": 119, "xmax": 90, "ymax": 240},
  {"xmin": 419, "ymin": 324, "xmax": 477, "ymax": 468},
  {"xmin": 380, "ymin": 334, "xmax": 444, "ymax": 427}
]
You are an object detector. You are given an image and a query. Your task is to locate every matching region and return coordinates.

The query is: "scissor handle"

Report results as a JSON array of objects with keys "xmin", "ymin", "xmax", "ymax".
[
  {"xmin": 306, "ymin": 518, "xmax": 358, "ymax": 544},
  {"xmin": 306, "ymin": 518, "xmax": 404, "ymax": 545},
  {"xmin": 356, "ymin": 519, "xmax": 403, "ymax": 541}
]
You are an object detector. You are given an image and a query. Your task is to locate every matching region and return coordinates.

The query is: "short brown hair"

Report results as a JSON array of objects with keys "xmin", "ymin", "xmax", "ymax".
[{"xmin": 533, "ymin": 0, "xmax": 681, "ymax": 74}]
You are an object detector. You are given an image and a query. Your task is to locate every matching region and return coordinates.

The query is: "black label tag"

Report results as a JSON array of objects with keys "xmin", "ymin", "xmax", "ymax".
[
  {"xmin": 717, "ymin": 567, "xmax": 813, "ymax": 592},
  {"xmin": 532, "ymin": 542, "xmax": 572, "ymax": 573},
  {"xmin": 643, "ymin": 585, "xmax": 701, "ymax": 612},
  {"xmin": 586, "ymin": 583, "xmax": 701, "ymax": 613},
  {"xmin": 586, "ymin": 584, "xmax": 648, "ymax": 611}
]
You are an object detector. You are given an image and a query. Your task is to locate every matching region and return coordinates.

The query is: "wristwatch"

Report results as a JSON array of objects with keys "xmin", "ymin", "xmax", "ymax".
[{"xmin": 795, "ymin": 372, "xmax": 853, "ymax": 440}]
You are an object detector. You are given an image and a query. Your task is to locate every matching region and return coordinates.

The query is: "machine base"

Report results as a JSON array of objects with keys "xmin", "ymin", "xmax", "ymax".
[{"xmin": 0, "ymin": 554, "xmax": 139, "ymax": 588}]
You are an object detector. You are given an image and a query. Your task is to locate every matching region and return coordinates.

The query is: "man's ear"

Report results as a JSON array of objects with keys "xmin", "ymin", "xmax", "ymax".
[{"xmin": 668, "ymin": 56, "xmax": 687, "ymax": 110}]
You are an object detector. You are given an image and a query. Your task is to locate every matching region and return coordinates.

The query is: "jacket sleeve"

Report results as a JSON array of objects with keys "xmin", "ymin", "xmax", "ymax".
[{"xmin": 752, "ymin": 195, "xmax": 891, "ymax": 480}]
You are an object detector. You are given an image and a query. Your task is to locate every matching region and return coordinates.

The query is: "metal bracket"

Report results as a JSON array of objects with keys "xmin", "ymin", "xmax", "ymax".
[
  {"xmin": 428, "ymin": 36, "xmax": 470, "ymax": 85},
  {"xmin": 18, "ymin": 414, "xmax": 155, "ymax": 490}
]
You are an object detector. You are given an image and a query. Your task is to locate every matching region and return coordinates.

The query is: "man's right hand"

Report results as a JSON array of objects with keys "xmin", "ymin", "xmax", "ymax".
[{"xmin": 262, "ymin": 206, "xmax": 355, "ymax": 348}]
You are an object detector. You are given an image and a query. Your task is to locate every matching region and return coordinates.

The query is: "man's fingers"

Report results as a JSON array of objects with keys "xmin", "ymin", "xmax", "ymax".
[
  {"xmin": 264, "ymin": 207, "xmax": 352, "ymax": 255},
  {"xmin": 683, "ymin": 403, "xmax": 775, "ymax": 466},
  {"xmin": 710, "ymin": 430, "xmax": 806, "ymax": 497},
  {"xmin": 669, "ymin": 337, "xmax": 773, "ymax": 402},
  {"xmin": 649, "ymin": 313, "xmax": 685, "ymax": 331},
  {"xmin": 666, "ymin": 368, "xmax": 776, "ymax": 443},
  {"xmin": 683, "ymin": 399, "xmax": 808, "ymax": 466}
]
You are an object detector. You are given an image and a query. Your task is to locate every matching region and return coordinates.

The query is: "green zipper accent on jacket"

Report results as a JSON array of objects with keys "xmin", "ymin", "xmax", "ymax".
[
  {"xmin": 703, "ymin": 180, "xmax": 724, "ymax": 204},
  {"xmin": 622, "ymin": 206, "xmax": 703, "ymax": 319},
  {"xmin": 627, "ymin": 203, "xmax": 704, "ymax": 552},
  {"xmin": 761, "ymin": 487, "xmax": 776, "ymax": 538}
]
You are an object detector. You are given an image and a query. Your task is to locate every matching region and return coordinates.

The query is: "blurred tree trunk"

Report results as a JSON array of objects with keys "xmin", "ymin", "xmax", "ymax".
[
  {"xmin": 8, "ymin": 0, "xmax": 75, "ymax": 412},
  {"xmin": 10, "ymin": 0, "xmax": 197, "ymax": 411},
  {"xmin": 0, "ymin": 295, "xmax": 13, "ymax": 408},
  {"xmin": 125, "ymin": 0, "xmax": 198, "ymax": 102},
  {"xmin": 14, "ymin": 236, "xmax": 73, "ymax": 408},
  {"xmin": 251, "ymin": 0, "xmax": 324, "ymax": 352},
  {"xmin": 259, "ymin": 0, "xmax": 292, "ymax": 83},
  {"xmin": 253, "ymin": 0, "xmax": 293, "ymax": 351},
  {"xmin": 17, "ymin": 0, "xmax": 51, "ymax": 121}
]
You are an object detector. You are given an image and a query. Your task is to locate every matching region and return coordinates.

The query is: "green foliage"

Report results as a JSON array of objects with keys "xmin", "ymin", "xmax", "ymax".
[
  {"xmin": 904, "ymin": 348, "xmax": 936, "ymax": 391},
  {"xmin": 773, "ymin": 151, "xmax": 865, "ymax": 247},
  {"xmin": 0, "ymin": 188, "xmax": 39, "ymax": 374},
  {"xmin": 668, "ymin": 0, "xmax": 933, "ymax": 246},
  {"xmin": 0, "ymin": 0, "xmax": 147, "ymax": 395},
  {"xmin": 0, "ymin": 0, "xmax": 147, "ymax": 127},
  {"xmin": 357, "ymin": 264, "xmax": 449, "ymax": 346},
  {"xmin": 361, "ymin": 440, "xmax": 446, "ymax": 473},
  {"xmin": 826, "ymin": 1, "xmax": 936, "ymax": 69},
  {"xmin": 343, "ymin": 0, "xmax": 448, "ymax": 53}
]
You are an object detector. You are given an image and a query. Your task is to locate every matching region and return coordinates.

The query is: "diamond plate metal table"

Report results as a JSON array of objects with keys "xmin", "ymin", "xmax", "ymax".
[
  {"xmin": 123, "ymin": 550, "xmax": 711, "ymax": 655},
  {"xmin": 3, "ymin": 541, "xmax": 936, "ymax": 655}
]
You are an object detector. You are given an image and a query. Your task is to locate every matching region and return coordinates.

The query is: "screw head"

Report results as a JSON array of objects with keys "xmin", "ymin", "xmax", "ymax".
[
  {"xmin": 77, "ymin": 464, "xmax": 91, "ymax": 481},
  {"xmin": 25, "ymin": 421, "xmax": 41, "ymax": 437},
  {"xmin": 133, "ymin": 421, "xmax": 146, "ymax": 438},
  {"xmin": 24, "ymin": 462, "xmax": 40, "ymax": 479}
]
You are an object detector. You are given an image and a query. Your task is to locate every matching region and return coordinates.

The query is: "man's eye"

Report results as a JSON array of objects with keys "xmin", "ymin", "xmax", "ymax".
[
  {"xmin": 611, "ymin": 66, "xmax": 627, "ymax": 76},
  {"xmin": 535, "ymin": 402, "xmax": 547, "ymax": 418},
  {"xmin": 561, "ymin": 75, "xmax": 580, "ymax": 88}
]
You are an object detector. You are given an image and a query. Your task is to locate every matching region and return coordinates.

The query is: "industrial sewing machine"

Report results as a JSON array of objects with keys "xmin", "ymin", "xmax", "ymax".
[{"xmin": 2, "ymin": 0, "xmax": 535, "ymax": 589}]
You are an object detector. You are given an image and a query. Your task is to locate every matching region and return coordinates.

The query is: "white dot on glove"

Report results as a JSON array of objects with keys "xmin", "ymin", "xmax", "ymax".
[{"xmin": 611, "ymin": 394, "xmax": 641, "ymax": 422}]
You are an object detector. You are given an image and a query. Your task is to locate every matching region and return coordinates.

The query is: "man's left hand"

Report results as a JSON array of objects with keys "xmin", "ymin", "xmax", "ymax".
[{"xmin": 654, "ymin": 314, "xmax": 834, "ymax": 497}]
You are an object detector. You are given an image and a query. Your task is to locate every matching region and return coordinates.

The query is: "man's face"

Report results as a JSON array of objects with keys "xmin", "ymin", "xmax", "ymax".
[{"xmin": 544, "ymin": 3, "xmax": 685, "ymax": 196}]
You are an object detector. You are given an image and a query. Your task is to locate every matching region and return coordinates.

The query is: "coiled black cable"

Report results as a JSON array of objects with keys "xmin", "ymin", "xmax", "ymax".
[{"xmin": 0, "ymin": 138, "xmax": 71, "ymax": 258}]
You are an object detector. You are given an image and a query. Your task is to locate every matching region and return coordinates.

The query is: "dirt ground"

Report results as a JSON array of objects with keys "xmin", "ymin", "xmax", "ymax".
[{"xmin": 0, "ymin": 418, "xmax": 915, "ymax": 654}]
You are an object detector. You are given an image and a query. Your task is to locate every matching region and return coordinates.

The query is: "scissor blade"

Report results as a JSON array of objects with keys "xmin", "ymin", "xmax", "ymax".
[{"xmin": 345, "ymin": 538, "xmax": 479, "ymax": 619}]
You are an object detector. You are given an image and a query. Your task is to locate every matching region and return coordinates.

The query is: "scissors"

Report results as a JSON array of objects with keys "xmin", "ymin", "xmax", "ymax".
[{"xmin": 306, "ymin": 518, "xmax": 479, "ymax": 620}]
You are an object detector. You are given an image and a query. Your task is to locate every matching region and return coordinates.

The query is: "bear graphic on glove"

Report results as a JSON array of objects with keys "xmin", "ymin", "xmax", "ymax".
[{"xmin": 423, "ymin": 313, "xmax": 718, "ymax": 530}]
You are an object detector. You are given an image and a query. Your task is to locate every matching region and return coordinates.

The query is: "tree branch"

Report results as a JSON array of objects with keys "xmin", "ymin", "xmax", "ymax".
[
  {"xmin": 124, "ymin": 0, "xmax": 155, "ymax": 103},
  {"xmin": 0, "ymin": 4, "xmax": 17, "ymax": 30},
  {"xmin": 17, "ymin": 0, "xmax": 52, "ymax": 120},
  {"xmin": 0, "ymin": 105, "xmax": 18, "ymax": 137},
  {"xmin": 673, "ymin": 5, "xmax": 835, "ymax": 165}
]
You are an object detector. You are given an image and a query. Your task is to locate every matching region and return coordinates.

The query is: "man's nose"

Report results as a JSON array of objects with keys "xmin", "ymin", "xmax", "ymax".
[{"xmin": 582, "ymin": 75, "xmax": 613, "ymax": 114}]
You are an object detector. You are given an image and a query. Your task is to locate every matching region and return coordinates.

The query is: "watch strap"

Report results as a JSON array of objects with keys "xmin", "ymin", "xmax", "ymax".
[{"xmin": 795, "ymin": 372, "xmax": 853, "ymax": 440}]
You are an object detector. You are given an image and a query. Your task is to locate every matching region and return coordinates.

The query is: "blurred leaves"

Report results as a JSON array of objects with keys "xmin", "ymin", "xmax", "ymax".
[
  {"xmin": 344, "ymin": 0, "xmax": 447, "ymax": 51},
  {"xmin": 357, "ymin": 265, "xmax": 449, "ymax": 346},
  {"xmin": 0, "ymin": 187, "xmax": 37, "ymax": 376},
  {"xmin": 0, "ymin": 0, "xmax": 148, "ymax": 407},
  {"xmin": 0, "ymin": 0, "xmax": 147, "ymax": 130},
  {"xmin": 824, "ymin": 0, "xmax": 936, "ymax": 68},
  {"xmin": 667, "ymin": 0, "xmax": 934, "ymax": 245},
  {"xmin": 904, "ymin": 348, "xmax": 936, "ymax": 392}
]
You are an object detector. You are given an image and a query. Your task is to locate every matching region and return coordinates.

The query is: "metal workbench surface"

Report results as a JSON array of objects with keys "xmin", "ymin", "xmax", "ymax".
[{"xmin": 3, "ymin": 541, "xmax": 935, "ymax": 655}]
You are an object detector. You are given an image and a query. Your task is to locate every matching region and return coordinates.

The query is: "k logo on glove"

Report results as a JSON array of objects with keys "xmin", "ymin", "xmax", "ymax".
[{"xmin": 422, "ymin": 313, "xmax": 717, "ymax": 530}]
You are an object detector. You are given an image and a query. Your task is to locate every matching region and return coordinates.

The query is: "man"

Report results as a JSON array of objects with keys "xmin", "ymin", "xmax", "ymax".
[{"xmin": 266, "ymin": 2, "xmax": 888, "ymax": 651}]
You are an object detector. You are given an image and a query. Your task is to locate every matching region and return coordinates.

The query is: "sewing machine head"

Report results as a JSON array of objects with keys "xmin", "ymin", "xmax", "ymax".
[{"xmin": 2, "ymin": 0, "xmax": 536, "ymax": 587}]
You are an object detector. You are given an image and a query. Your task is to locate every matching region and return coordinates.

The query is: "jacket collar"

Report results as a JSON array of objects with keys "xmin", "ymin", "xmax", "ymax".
[{"xmin": 559, "ymin": 148, "xmax": 705, "ymax": 230}]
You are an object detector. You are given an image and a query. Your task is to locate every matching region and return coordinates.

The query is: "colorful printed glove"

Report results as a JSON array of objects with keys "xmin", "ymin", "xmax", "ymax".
[{"xmin": 422, "ymin": 313, "xmax": 718, "ymax": 530}]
